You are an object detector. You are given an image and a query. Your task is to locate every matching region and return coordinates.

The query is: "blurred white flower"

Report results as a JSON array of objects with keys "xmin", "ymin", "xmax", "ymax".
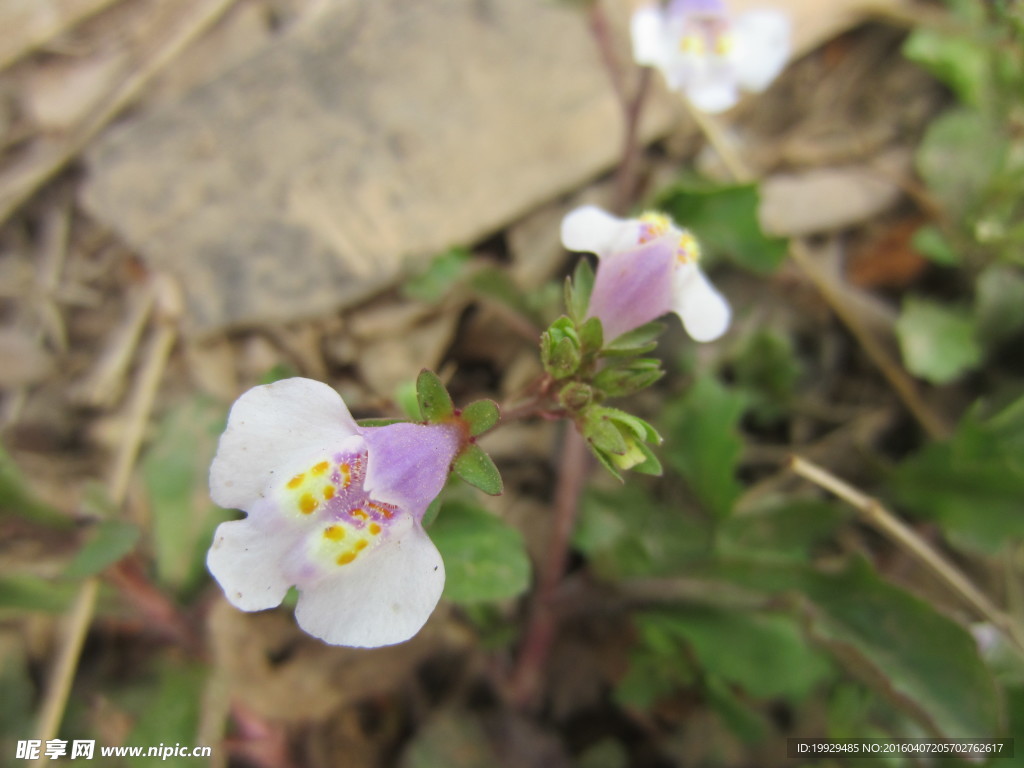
[{"xmin": 631, "ymin": 0, "xmax": 790, "ymax": 113}]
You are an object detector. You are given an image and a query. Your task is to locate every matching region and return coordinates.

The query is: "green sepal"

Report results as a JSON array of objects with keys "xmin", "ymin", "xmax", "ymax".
[
  {"xmin": 565, "ymin": 258, "xmax": 595, "ymax": 324},
  {"xmin": 593, "ymin": 360, "xmax": 665, "ymax": 398},
  {"xmin": 356, "ymin": 417, "xmax": 407, "ymax": 427},
  {"xmin": 452, "ymin": 444, "xmax": 504, "ymax": 495},
  {"xmin": 601, "ymin": 321, "xmax": 666, "ymax": 356},
  {"xmin": 541, "ymin": 317, "xmax": 583, "ymax": 379},
  {"xmin": 421, "ymin": 496, "xmax": 443, "ymax": 529},
  {"xmin": 602, "ymin": 407, "xmax": 663, "ymax": 445},
  {"xmin": 630, "ymin": 441, "xmax": 663, "ymax": 476},
  {"xmin": 461, "ymin": 399, "xmax": 500, "ymax": 437},
  {"xmin": 589, "ymin": 444, "xmax": 624, "ymax": 482},
  {"xmin": 416, "ymin": 369, "xmax": 455, "ymax": 422},
  {"xmin": 581, "ymin": 408, "xmax": 629, "ymax": 456},
  {"xmin": 578, "ymin": 317, "xmax": 604, "ymax": 357}
]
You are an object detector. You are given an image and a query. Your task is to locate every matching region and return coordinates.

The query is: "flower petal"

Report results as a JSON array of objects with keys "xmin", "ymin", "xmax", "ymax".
[
  {"xmin": 630, "ymin": 4, "xmax": 667, "ymax": 67},
  {"xmin": 588, "ymin": 236, "xmax": 676, "ymax": 341},
  {"xmin": 671, "ymin": 265, "xmax": 732, "ymax": 341},
  {"xmin": 731, "ymin": 10, "xmax": 790, "ymax": 93},
  {"xmin": 210, "ymin": 378, "xmax": 359, "ymax": 511},
  {"xmin": 293, "ymin": 517, "xmax": 445, "ymax": 647},
  {"xmin": 561, "ymin": 205, "xmax": 640, "ymax": 258},
  {"xmin": 207, "ymin": 502, "xmax": 299, "ymax": 611},
  {"xmin": 686, "ymin": 74, "xmax": 740, "ymax": 113},
  {"xmin": 361, "ymin": 422, "xmax": 462, "ymax": 519}
]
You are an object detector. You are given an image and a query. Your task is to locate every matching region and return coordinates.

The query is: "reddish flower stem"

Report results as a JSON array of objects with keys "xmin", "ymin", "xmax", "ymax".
[{"xmin": 508, "ymin": 426, "xmax": 590, "ymax": 709}]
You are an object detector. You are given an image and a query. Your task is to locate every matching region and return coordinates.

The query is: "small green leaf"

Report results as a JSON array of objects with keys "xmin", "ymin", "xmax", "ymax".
[
  {"xmin": 429, "ymin": 502, "xmax": 530, "ymax": 603},
  {"xmin": 461, "ymin": 399, "xmax": 500, "ymax": 436},
  {"xmin": 452, "ymin": 444, "xmax": 503, "ymax": 495},
  {"xmin": 0, "ymin": 574, "xmax": 78, "ymax": 613},
  {"xmin": 896, "ymin": 296, "xmax": 982, "ymax": 384},
  {"xmin": 402, "ymin": 247, "xmax": 471, "ymax": 303},
  {"xmin": 911, "ymin": 224, "xmax": 961, "ymax": 266},
  {"xmin": 903, "ymin": 27, "xmax": 990, "ymax": 107},
  {"xmin": 663, "ymin": 377, "xmax": 746, "ymax": 519},
  {"xmin": 416, "ymin": 369, "xmax": 455, "ymax": 422},
  {"xmin": 578, "ymin": 316, "xmax": 604, "ymax": 355},
  {"xmin": 546, "ymin": 335, "xmax": 581, "ymax": 379},
  {"xmin": 581, "ymin": 409, "xmax": 628, "ymax": 456},
  {"xmin": 394, "ymin": 379, "xmax": 424, "ymax": 421},
  {"xmin": 357, "ymin": 417, "xmax": 406, "ymax": 427},
  {"xmin": 567, "ymin": 258, "xmax": 596, "ymax": 323},
  {"xmin": 655, "ymin": 183, "xmax": 788, "ymax": 273},
  {"xmin": 64, "ymin": 520, "xmax": 140, "ymax": 579}
]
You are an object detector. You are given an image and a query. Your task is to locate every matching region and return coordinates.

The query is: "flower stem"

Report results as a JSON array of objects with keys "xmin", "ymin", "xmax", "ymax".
[
  {"xmin": 789, "ymin": 454, "xmax": 1024, "ymax": 656},
  {"xmin": 509, "ymin": 427, "xmax": 590, "ymax": 709}
]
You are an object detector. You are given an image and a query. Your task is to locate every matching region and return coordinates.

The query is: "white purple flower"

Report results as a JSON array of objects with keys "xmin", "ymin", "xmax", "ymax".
[
  {"xmin": 207, "ymin": 378, "xmax": 462, "ymax": 648},
  {"xmin": 561, "ymin": 205, "xmax": 730, "ymax": 342},
  {"xmin": 631, "ymin": 0, "xmax": 790, "ymax": 113}
]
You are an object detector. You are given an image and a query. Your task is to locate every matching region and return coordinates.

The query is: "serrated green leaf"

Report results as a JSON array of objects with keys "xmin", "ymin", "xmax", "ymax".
[
  {"xmin": 429, "ymin": 502, "xmax": 530, "ymax": 603},
  {"xmin": 654, "ymin": 183, "xmax": 787, "ymax": 274},
  {"xmin": 416, "ymin": 369, "xmax": 455, "ymax": 422},
  {"xmin": 890, "ymin": 395, "xmax": 1024, "ymax": 553},
  {"xmin": 452, "ymin": 444, "xmax": 503, "ymax": 495},
  {"xmin": 701, "ymin": 559, "xmax": 1001, "ymax": 738},
  {"xmin": 461, "ymin": 399, "xmax": 500, "ymax": 436},
  {"xmin": 574, "ymin": 486, "xmax": 713, "ymax": 579},
  {"xmin": 64, "ymin": 520, "xmax": 139, "ymax": 579},
  {"xmin": 896, "ymin": 296, "xmax": 982, "ymax": 384},
  {"xmin": 663, "ymin": 377, "xmax": 746, "ymax": 519}
]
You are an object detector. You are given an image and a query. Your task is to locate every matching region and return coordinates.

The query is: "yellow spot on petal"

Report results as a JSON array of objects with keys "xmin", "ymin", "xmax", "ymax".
[
  {"xmin": 714, "ymin": 34, "xmax": 733, "ymax": 55},
  {"xmin": 323, "ymin": 525, "xmax": 345, "ymax": 541},
  {"xmin": 286, "ymin": 473, "xmax": 305, "ymax": 489},
  {"xmin": 676, "ymin": 230, "xmax": 701, "ymax": 265},
  {"xmin": 638, "ymin": 211, "xmax": 672, "ymax": 244},
  {"xmin": 337, "ymin": 551, "xmax": 356, "ymax": 566},
  {"xmin": 323, "ymin": 485, "xmax": 335, "ymax": 500},
  {"xmin": 351, "ymin": 508, "xmax": 368, "ymax": 520},
  {"xmin": 339, "ymin": 463, "xmax": 352, "ymax": 488},
  {"xmin": 369, "ymin": 523, "xmax": 381, "ymax": 535},
  {"xmin": 299, "ymin": 494, "xmax": 318, "ymax": 514},
  {"xmin": 312, "ymin": 461, "xmax": 329, "ymax": 475},
  {"xmin": 680, "ymin": 34, "xmax": 704, "ymax": 55},
  {"xmin": 355, "ymin": 539, "xmax": 368, "ymax": 551}
]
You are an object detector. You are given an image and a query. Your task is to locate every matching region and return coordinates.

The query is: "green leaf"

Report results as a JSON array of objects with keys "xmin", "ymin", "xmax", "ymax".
[
  {"xmin": 429, "ymin": 502, "xmax": 530, "ymax": 603},
  {"xmin": 601, "ymin": 321, "xmax": 666, "ymax": 356},
  {"xmin": 0, "ymin": 574, "xmax": 77, "ymax": 613},
  {"xmin": 452, "ymin": 444, "xmax": 503, "ymax": 495},
  {"xmin": 896, "ymin": 296, "xmax": 982, "ymax": 384},
  {"xmin": 718, "ymin": 497, "xmax": 849, "ymax": 564},
  {"xmin": 975, "ymin": 263, "xmax": 1024, "ymax": 346},
  {"xmin": 663, "ymin": 377, "xmax": 746, "ymax": 519},
  {"xmin": 461, "ymin": 399, "xmax": 500, "ymax": 436},
  {"xmin": 566, "ymin": 258, "xmax": 596, "ymax": 323},
  {"xmin": 142, "ymin": 397, "xmax": 227, "ymax": 592},
  {"xmin": 903, "ymin": 27, "xmax": 991, "ymax": 107},
  {"xmin": 654, "ymin": 182, "xmax": 788, "ymax": 274},
  {"xmin": 574, "ymin": 486, "xmax": 713, "ymax": 579},
  {"xmin": 578, "ymin": 316, "xmax": 603, "ymax": 355},
  {"xmin": 394, "ymin": 379, "xmax": 423, "ymax": 421},
  {"xmin": 402, "ymin": 247, "xmax": 471, "ymax": 303},
  {"xmin": 911, "ymin": 224, "xmax": 961, "ymax": 266},
  {"xmin": 416, "ymin": 369, "xmax": 455, "ymax": 422},
  {"xmin": 704, "ymin": 560, "xmax": 1000, "ymax": 738},
  {"xmin": 129, "ymin": 660, "xmax": 206, "ymax": 765},
  {"xmin": 64, "ymin": 520, "xmax": 139, "ymax": 579},
  {"xmin": 0, "ymin": 444, "xmax": 70, "ymax": 528},
  {"xmin": 732, "ymin": 329, "xmax": 800, "ymax": 424},
  {"xmin": 890, "ymin": 395, "xmax": 1024, "ymax": 553},
  {"xmin": 916, "ymin": 108, "xmax": 1006, "ymax": 219}
]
